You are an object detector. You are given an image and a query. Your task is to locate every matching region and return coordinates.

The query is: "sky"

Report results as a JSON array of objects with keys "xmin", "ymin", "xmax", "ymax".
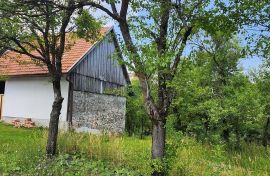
[{"xmin": 239, "ymin": 57, "xmax": 263, "ymax": 73}]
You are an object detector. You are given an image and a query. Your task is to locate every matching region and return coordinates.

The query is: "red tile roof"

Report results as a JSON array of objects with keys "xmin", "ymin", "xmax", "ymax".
[{"xmin": 0, "ymin": 27, "xmax": 111, "ymax": 76}]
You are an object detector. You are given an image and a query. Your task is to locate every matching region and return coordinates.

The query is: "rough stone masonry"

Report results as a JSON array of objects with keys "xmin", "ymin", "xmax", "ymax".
[{"xmin": 72, "ymin": 91, "xmax": 126, "ymax": 133}]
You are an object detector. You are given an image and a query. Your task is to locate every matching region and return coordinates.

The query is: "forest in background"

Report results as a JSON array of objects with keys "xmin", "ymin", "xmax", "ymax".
[{"xmin": 126, "ymin": 33, "xmax": 270, "ymax": 150}]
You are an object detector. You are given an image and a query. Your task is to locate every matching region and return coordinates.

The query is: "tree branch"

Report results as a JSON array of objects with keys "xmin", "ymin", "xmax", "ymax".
[
  {"xmin": 110, "ymin": 2, "xmax": 119, "ymax": 15},
  {"xmin": 120, "ymin": 0, "xmax": 129, "ymax": 19},
  {"xmin": 171, "ymin": 26, "xmax": 192, "ymax": 74},
  {"xmin": 156, "ymin": 0, "xmax": 171, "ymax": 52},
  {"xmin": 3, "ymin": 43, "xmax": 45, "ymax": 62},
  {"xmin": 72, "ymin": 1, "xmax": 121, "ymax": 21}
]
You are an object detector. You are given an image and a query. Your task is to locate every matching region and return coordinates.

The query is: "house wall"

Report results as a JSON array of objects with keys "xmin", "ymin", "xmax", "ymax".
[
  {"xmin": 72, "ymin": 91, "xmax": 126, "ymax": 133},
  {"xmin": 2, "ymin": 76, "xmax": 69, "ymax": 128},
  {"xmin": 69, "ymin": 32, "xmax": 126, "ymax": 93}
]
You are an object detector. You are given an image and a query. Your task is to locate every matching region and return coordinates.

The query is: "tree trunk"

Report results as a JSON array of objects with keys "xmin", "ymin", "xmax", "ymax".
[
  {"xmin": 235, "ymin": 118, "xmax": 240, "ymax": 150},
  {"xmin": 140, "ymin": 116, "xmax": 144, "ymax": 139},
  {"xmin": 222, "ymin": 119, "xmax": 230, "ymax": 143},
  {"xmin": 46, "ymin": 78, "xmax": 64, "ymax": 156},
  {"xmin": 152, "ymin": 119, "xmax": 166, "ymax": 176},
  {"xmin": 222, "ymin": 129, "xmax": 230, "ymax": 143},
  {"xmin": 262, "ymin": 116, "xmax": 270, "ymax": 148},
  {"xmin": 66, "ymin": 81, "xmax": 73, "ymax": 131}
]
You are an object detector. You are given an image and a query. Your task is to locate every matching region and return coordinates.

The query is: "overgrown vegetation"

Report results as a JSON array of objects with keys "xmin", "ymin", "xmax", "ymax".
[
  {"xmin": 0, "ymin": 122, "xmax": 269, "ymax": 175},
  {"xmin": 75, "ymin": 2, "xmax": 270, "ymax": 175},
  {"xmin": 169, "ymin": 34, "xmax": 267, "ymax": 148},
  {"xmin": 125, "ymin": 79, "xmax": 151, "ymax": 137},
  {"xmin": 125, "ymin": 34, "xmax": 270, "ymax": 150},
  {"xmin": 0, "ymin": 0, "xmax": 270, "ymax": 175}
]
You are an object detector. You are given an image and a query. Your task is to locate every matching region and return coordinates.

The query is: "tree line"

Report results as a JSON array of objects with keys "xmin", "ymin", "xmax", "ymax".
[{"xmin": 126, "ymin": 32, "xmax": 270, "ymax": 148}]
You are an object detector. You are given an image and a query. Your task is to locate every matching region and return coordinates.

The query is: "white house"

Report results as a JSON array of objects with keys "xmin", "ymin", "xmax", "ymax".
[{"xmin": 0, "ymin": 27, "xmax": 130, "ymax": 133}]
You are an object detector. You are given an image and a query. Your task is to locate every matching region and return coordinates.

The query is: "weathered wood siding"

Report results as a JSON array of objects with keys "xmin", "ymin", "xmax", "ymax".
[{"xmin": 69, "ymin": 32, "xmax": 126, "ymax": 93}]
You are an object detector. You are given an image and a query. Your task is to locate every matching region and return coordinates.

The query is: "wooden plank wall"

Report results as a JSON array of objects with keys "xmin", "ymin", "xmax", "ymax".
[{"xmin": 69, "ymin": 32, "xmax": 126, "ymax": 94}]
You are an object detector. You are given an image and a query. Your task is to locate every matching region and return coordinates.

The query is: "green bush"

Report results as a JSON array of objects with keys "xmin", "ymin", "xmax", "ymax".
[{"xmin": 125, "ymin": 79, "xmax": 151, "ymax": 137}]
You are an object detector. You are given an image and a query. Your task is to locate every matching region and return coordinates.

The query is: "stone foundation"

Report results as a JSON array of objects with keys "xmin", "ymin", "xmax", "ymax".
[{"xmin": 72, "ymin": 91, "xmax": 126, "ymax": 133}]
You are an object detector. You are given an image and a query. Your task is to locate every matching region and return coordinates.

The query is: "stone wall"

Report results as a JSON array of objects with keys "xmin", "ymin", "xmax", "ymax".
[{"xmin": 72, "ymin": 91, "xmax": 126, "ymax": 133}]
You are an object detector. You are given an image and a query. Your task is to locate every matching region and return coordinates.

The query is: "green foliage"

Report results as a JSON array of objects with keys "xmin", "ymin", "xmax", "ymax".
[
  {"xmin": 75, "ymin": 9, "xmax": 102, "ymax": 42},
  {"xmin": 1, "ymin": 122, "xmax": 269, "ymax": 175},
  {"xmin": 0, "ymin": 123, "xmax": 46, "ymax": 175},
  {"xmin": 225, "ymin": 0, "xmax": 270, "ymax": 61},
  {"xmin": 254, "ymin": 70, "xmax": 270, "ymax": 112},
  {"xmin": 0, "ymin": 123, "xmax": 152, "ymax": 175},
  {"xmin": 170, "ymin": 34, "xmax": 263, "ymax": 147},
  {"xmin": 125, "ymin": 79, "xmax": 151, "ymax": 136},
  {"xmin": 0, "ymin": 1, "xmax": 101, "ymax": 62},
  {"xmin": 0, "ymin": 75, "xmax": 8, "ymax": 81},
  {"xmin": 0, "ymin": 1, "xmax": 270, "ymax": 175}
]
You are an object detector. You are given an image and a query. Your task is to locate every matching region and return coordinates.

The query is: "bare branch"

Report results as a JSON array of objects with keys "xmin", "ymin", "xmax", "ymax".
[
  {"xmin": 30, "ymin": 28, "xmax": 46, "ymax": 56},
  {"xmin": 110, "ymin": 2, "xmax": 119, "ymax": 15},
  {"xmin": 49, "ymin": 0, "xmax": 121, "ymax": 21},
  {"xmin": 20, "ymin": 41, "xmax": 44, "ymax": 58},
  {"xmin": 3, "ymin": 41, "xmax": 45, "ymax": 62}
]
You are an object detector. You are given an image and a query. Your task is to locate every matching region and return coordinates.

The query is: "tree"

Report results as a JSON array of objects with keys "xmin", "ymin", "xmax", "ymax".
[
  {"xmin": 125, "ymin": 79, "xmax": 151, "ymax": 138},
  {"xmin": 77, "ymin": 0, "xmax": 237, "ymax": 175},
  {"xmin": 254, "ymin": 70, "xmax": 270, "ymax": 148},
  {"xmin": 0, "ymin": 0, "xmax": 101, "ymax": 156},
  {"xmin": 171, "ymin": 34, "xmax": 262, "ymax": 148},
  {"xmin": 170, "ymin": 55, "xmax": 217, "ymax": 142},
  {"xmin": 194, "ymin": 34, "xmax": 243, "ymax": 143},
  {"xmin": 222, "ymin": 74, "xmax": 261, "ymax": 148},
  {"xmin": 226, "ymin": 0, "xmax": 270, "ymax": 148},
  {"xmin": 225, "ymin": 0, "xmax": 270, "ymax": 61}
]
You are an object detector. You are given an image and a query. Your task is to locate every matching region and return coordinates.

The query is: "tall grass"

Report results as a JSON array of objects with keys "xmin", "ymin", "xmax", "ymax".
[
  {"xmin": 57, "ymin": 132, "xmax": 125, "ymax": 163},
  {"xmin": 57, "ymin": 132, "xmax": 152, "ymax": 174},
  {"xmin": 168, "ymin": 138, "xmax": 270, "ymax": 176},
  {"xmin": 0, "ymin": 124, "xmax": 46, "ymax": 174},
  {"xmin": 56, "ymin": 131, "xmax": 270, "ymax": 176},
  {"xmin": 0, "ymin": 123, "xmax": 269, "ymax": 175}
]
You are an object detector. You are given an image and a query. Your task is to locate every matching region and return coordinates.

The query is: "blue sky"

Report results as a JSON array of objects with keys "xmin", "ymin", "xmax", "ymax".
[{"xmin": 239, "ymin": 57, "xmax": 263, "ymax": 72}]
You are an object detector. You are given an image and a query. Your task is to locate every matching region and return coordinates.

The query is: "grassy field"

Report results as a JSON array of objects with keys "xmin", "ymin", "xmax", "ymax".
[{"xmin": 0, "ymin": 122, "xmax": 269, "ymax": 176}]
